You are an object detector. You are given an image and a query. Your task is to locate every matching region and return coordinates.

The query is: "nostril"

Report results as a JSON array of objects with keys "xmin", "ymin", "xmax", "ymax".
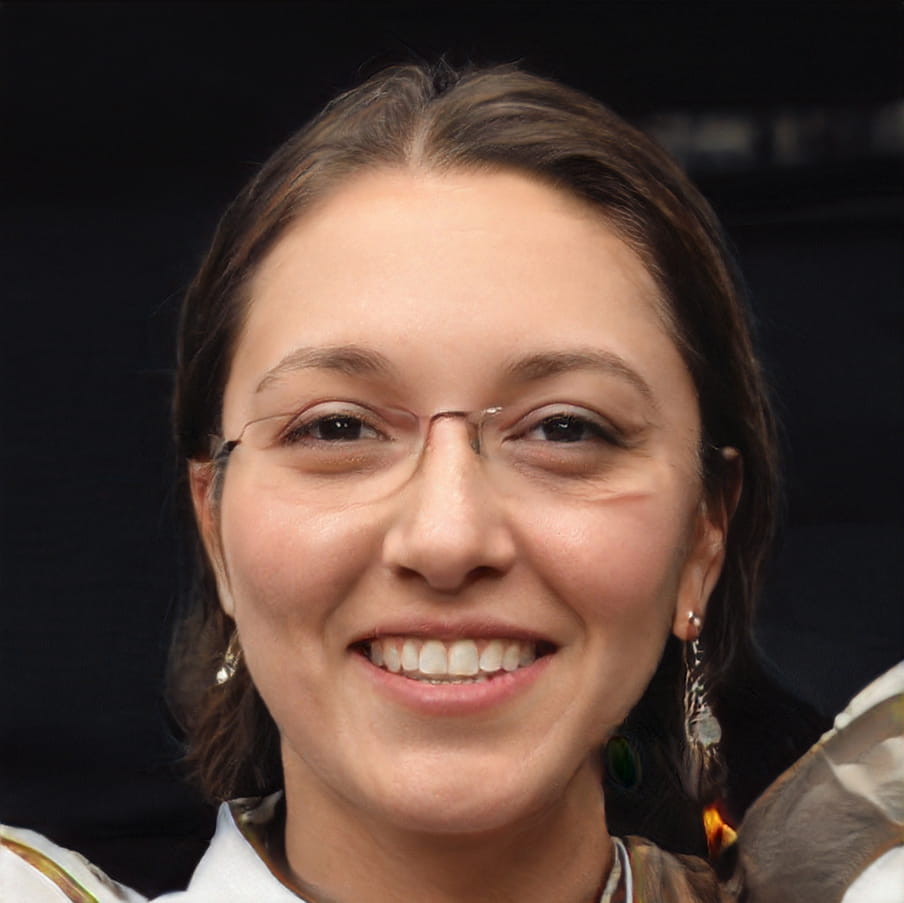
[{"xmin": 389, "ymin": 562, "xmax": 502, "ymax": 594}]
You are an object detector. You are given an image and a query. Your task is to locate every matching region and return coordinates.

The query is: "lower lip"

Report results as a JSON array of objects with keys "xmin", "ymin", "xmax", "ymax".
[{"xmin": 352, "ymin": 650, "xmax": 553, "ymax": 716}]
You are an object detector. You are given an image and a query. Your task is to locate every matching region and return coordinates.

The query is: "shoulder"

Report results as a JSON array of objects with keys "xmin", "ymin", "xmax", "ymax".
[
  {"xmin": 152, "ymin": 794, "xmax": 303, "ymax": 903},
  {"xmin": 623, "ymin": 835, "xmax": 729, "ymax": 903},
  {"xmin": 1, "ymin": 824, "xmax": 147, "ymax": 903},
  {"xmin": 842, "ymin": 846, "xmax": 904, "ymax": 903},
  {"xmin": 734, "ymin": 661, "xmax": 904, "ymax": 903}
]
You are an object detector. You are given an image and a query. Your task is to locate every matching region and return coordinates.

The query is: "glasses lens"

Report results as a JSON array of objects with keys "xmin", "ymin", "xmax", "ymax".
[
  {"xmin": 237, "ymin": 402, "xmax": 421, "ymax": 506},
  {"xmin": 483, "ymin": 403, "xmax": 631, "ymax": 501}
]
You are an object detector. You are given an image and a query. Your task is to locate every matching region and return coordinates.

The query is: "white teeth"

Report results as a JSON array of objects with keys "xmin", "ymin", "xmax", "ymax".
[
  {"xmin": 366, "ymin": 636, "xmax": 543, "ymax": 681},
  {"xmin": 419, "ymin": 640, "xmax": 447, "ymax": 675},
  {"xmin": 401, "ymin": 639, "xmax": 420, "ymax": 672},
  {"xmin": 383, "ymin": 643, "xmax": 401, "ymax": 673},
  {"xmin": 501, "ymin": 642, "xmax": 522, "ymax": 672},
  {"xmin": 448, "ymin": 640, "xmax": 479, "ymax": 676},
  {"xmin": 479, "ymin": 639, "xmax": 503, "ymax": 672}
]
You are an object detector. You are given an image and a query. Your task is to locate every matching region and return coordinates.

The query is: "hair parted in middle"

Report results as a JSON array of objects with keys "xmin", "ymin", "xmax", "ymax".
[{"xmin": 170, "ymin": 61, "xmax": 779, "ymax": 853}]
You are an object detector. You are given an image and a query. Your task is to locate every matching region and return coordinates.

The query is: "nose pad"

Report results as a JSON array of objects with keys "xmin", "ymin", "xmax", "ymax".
[{"xmin": 381, "ymin": 417, "xmax": 517, "ymax": 592}]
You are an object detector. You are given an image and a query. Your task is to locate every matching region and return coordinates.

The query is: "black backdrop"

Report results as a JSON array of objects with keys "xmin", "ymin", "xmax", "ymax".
[{"xmin": 2, "ymin": 2, "xmax": 902, "ymax": 896}]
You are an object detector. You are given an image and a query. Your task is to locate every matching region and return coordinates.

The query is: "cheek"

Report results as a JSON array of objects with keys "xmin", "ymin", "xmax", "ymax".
[
  {"xmin": 526, "ymin": 494, "xmax": 694, "ymax": 621},
  {"xmin": 217, "ymin": 480, "xmax": 377, "ymax": 639},
  {"xmin": 510, "ymin": 497, "xmax": 696, "ymax": 741}
]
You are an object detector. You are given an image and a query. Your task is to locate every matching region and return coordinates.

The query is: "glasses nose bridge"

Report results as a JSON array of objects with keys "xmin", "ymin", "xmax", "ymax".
[{"xmin": 420, "ymin": 408, "xmax": 496, "ymax": 457}]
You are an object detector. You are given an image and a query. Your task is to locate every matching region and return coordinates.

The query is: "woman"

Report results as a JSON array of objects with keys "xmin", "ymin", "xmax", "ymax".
[
  {"xmin": 3, "ymin": 62, "xmax": 900, "ymax": 903},
  {"xmin": 170, "ymin": 59, "xmax": 761, "ymax": 902}
]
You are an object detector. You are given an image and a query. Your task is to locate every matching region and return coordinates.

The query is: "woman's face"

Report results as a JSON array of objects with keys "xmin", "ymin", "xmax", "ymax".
[{"xmin": 195, "ymin": 169, "xmax": 726, "ymax": 836}]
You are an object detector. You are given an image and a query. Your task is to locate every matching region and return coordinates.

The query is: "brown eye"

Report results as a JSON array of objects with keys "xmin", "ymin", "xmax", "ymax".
[
  {"xmin": 280, "ymin": 405, "xmax": 385, "ymax": 445},
  {"xmin": 536, "ymin": 415, "xmax": 605, "ymax": 443},
  {"xmin": 516, "ymin": 406, "xmax": 622, "ymax": 447},
  {"xmin": 309, "ymin": 415, "xmax": 369, "ymax": 441}
]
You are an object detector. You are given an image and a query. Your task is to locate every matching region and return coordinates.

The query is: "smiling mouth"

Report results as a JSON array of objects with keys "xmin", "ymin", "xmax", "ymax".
[{"xmin": 357, "ymin": 637, "xmax": 555, "ymax": 684}]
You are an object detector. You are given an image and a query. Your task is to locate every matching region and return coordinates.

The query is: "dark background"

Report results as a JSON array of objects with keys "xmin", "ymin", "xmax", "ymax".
[{"xmin": 2, "ymin": 1, "xmax": 902, "ymax": 896}]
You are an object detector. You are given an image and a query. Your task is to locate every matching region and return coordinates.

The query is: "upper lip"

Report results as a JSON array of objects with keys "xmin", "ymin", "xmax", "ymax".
[{"xmin": 350, "ymin": 619, "xmax": 557, "ymax": 647}]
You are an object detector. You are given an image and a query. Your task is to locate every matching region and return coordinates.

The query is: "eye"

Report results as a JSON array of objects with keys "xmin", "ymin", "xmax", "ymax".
[
  {"xmin": 280, "ymin": 404, "xmax": 386, "ymax": 445},
  {"xmin": 528, "ymin": 414, "xmax": 611, "ymax": 444},
  {"xmin": 301, "ymin": 415, "xmax": 376, "ymax": 441},
  {"xmin": 496, "ymin": 404, "xmax": 631, "ymax": 483},
  {"xmin": 517, "ymin": 407, "xmax": 623, "ymax": 446}
]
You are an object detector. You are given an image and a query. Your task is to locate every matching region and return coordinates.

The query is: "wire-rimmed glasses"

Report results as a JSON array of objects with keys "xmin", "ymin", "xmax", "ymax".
[{"xmin": 210, "ymin": 396, "xmax": 640, "ymax": 509}]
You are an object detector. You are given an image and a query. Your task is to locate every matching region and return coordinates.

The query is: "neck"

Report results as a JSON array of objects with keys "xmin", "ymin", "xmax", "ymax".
[{"xmin": 280, "ymin": 763, "xmax": 613, "ymax": 903}]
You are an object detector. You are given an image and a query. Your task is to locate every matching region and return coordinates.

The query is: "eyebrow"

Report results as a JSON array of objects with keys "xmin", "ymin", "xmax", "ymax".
[
  {"xmin": 504, "ymin": 349, "xmax": 657, "ymax": 406},
  {"xmin": 255, "ymin": 344, "xmax": 396, "ymax": 393},
  {"xmin": 256, "ymin": 343, "xmax": 657, "ymax": 407}
]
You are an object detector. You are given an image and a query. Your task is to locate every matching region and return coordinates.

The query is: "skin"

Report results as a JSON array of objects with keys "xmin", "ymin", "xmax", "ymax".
[{"xmin": 193, "ymin": 168, "xmax": 729, "ymax": 902}]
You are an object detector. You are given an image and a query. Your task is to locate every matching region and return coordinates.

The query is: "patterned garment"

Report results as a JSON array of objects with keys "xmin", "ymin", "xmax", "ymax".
[
  {"xmin": 3, "ymin": 663, "xmax": 902, "ymax": 902},
  {"xmin": 0, "ymin": 824, "xmax": 146, "ymax": 903}
]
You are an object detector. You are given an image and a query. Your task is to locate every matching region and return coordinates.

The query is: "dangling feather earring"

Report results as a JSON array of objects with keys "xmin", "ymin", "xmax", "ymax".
[
  {"xmin": 682, "ymin": 613, "xmax": 723, "ymax": 802},
  {"xmin": 683, "ymin": 614, "xmax": 738, "ymax": 859},
  {"xmin": 216, "ymin": 631, "xmax": 242, "ymax": 685}
]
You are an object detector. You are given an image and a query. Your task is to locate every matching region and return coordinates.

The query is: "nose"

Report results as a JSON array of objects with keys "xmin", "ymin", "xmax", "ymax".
[{"xmin": 381, "ymin": 416, "xmax": 517, "ymax": 592}]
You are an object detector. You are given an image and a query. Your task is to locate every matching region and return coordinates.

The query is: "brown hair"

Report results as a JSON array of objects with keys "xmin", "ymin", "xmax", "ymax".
[{"xmin": 170, "ymin": 62, "xmax": 779, "ymax": 843}]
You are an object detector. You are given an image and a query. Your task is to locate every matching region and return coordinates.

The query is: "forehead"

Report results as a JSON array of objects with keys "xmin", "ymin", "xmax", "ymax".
[
  {"xmin": 250, "ymin": 167, "xmax": 664, "ymax": 319},
  {"xmin": 225, "ymin": 168, "xmax": 693, "ymax": 421}
]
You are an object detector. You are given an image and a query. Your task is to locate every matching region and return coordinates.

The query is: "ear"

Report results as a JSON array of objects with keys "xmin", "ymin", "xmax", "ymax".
[
  {"xmin": 189, "ymin": 460, "xmax": 236, "ymax": 618},
  {"xmin": 672, "ymin": 447, "xmax": 742, "ymax": 641}
]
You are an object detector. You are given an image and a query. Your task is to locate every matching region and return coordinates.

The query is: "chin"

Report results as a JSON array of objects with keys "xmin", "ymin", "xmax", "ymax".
[
  {"xmin": 360, "ymin": 749, "xmax": 593, "ymax": 837},
  {"xmin": 380, "ymin": 786, "xmax": 546, "ymax": 837}
]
